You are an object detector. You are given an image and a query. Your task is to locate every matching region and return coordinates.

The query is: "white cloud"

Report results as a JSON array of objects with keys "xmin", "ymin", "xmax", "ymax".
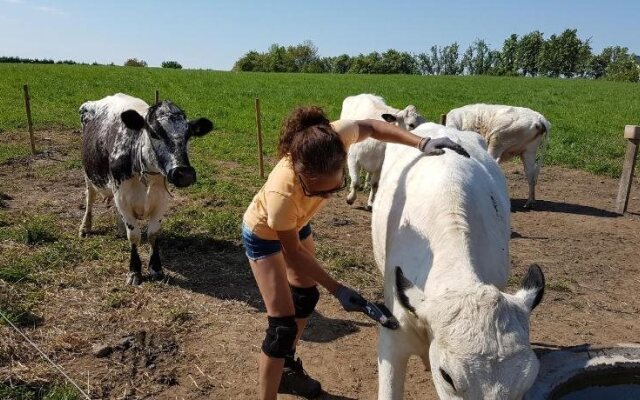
[{"xmin": 31, "ymin": 5, "xmax": 68, "ymax": 16}]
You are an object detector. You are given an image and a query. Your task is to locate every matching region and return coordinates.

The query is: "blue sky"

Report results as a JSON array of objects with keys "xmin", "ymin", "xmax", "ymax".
[{"xmin": 1, "ymin": 0, "xmax": 638, "ymax": 70}]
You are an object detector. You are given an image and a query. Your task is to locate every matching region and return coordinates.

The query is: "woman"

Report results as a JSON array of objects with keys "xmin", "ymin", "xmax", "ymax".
[{"xmin": 242, "ymin": 106, "xmax": 467, "ymax": 399}]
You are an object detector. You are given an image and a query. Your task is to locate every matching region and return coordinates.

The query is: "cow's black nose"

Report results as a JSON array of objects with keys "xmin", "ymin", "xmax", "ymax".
[{"xmin": 168, "ymin": 166, "xmax": 196, "ymax": 187}]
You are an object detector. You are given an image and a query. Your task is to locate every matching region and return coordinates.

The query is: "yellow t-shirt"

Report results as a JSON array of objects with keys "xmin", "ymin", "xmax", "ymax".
[{"xmin": 243, "ymin": 120, "xmax": 360, "ymax": 240}]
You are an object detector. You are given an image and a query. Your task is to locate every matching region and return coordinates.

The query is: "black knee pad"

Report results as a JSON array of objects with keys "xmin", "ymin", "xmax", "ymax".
[
  {"xmin": 291, "ymin": 285, "xmax": 320, "ymax": 319},
  {"xmin": 262, "ymin": 316, "xmax": 298, "ymax": 358}
]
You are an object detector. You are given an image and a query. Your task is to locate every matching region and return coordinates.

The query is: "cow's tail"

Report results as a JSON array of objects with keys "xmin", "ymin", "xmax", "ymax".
[{"xmin": 535, "ymin": 117, "xmax": 551, "ymax": 168}]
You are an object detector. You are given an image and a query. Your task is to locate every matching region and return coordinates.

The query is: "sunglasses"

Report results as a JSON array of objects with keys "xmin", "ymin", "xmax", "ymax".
[{"xmin": 298, "ymin": 170, "xmax": 348, "ymax": 197}]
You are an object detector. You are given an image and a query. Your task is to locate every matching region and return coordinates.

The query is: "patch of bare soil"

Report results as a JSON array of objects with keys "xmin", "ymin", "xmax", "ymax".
[{"xmin": 1, "ymin": 132, "xmax": 639, "ymax": 399}]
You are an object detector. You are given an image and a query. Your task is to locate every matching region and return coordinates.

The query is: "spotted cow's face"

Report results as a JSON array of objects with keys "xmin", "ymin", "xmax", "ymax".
[{"xmin": 120, "ymin": 101, "xmax": 213, "ymax": 187}]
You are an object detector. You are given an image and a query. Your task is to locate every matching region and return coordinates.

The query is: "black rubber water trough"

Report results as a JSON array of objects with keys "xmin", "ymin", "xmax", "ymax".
[{"xmin": 525, "ymin": 343, "xmax": 640, "ymax": 400}]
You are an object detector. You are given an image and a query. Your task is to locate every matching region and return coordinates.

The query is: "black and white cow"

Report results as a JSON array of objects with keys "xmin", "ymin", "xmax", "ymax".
[{"xmin": 79, "ymin": 93, "xmax": 213, "ymax": 285}]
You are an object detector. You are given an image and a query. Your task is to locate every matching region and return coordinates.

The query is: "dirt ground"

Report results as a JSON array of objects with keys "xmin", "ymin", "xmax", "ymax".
[{"xmin": 1, "ymin": 131, "xmax": 640, "ymax": 399}]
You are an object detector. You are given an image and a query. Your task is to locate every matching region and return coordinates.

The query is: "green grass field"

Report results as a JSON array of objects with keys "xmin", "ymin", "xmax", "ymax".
[
  {"xmin": 1, "ymin": 63, "xmax": 640, "ymax": 176},
  {"xmin": 1, "ymin": 64, "xmax": 639, "ymax": 399}
]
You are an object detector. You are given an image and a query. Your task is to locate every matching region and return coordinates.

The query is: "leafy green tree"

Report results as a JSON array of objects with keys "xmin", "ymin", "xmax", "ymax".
[
  {"xmin": 266, "ymin": 44, "xmax": 288, "ymax": 72},
  {"xmin": 124, "ymin": 58, "xmax": 147, "ymax": 67},
  {"xmin": 538, "ymin": 34, "xmax": 562, "ymax": 77},
  {"xmin": 161, "ymin": 60, "xmax": 182, "ymax": 69},
  {"xmin": 430, "ymin": 45, "xmax": 442, "ymax": 75},
  {"xmin": 462, "ymin": 39, "xmax": 493, "ymax": 75},
  {"xmin": 500, "ymin": 34, "xmax": 519, "ymax": 75},
  {"xmin": 348, "ymin": 54, "xmax": 369, "ymax": 73},
  {"xmin": 441, "ymin": 42, "xmax": 462, "ymax": 75},
  {"xmin": 416, "ymin": 52, "xmax": 433, "ymax": 75},
  {"xmin": 331, "ymin": 54, "xmax": 351, "ymax": 73},
  {"xmin": 558, "ymin": 29, "xmax": 592, "ymax": 77},
  {"xmin": 600, "ymin": 46, "xmax": 639, "ymax": 82},
  {"xmin": 379, "ymin": 49, "xmax": 419, "ymax": 74},
  {"xmin": 232, "ymin": 51, "xmax": 266, "ymax": 71},
  {"xmin": 539, "ymin": 29, "xmax": 592, "ymax": 78},
  {"xmin": 287, "ymin": 40, "xmax": 318, "ymax": 72},
  {"xmin": 517, "ymin": 31, "xmax": 544, "ymax": 76}
]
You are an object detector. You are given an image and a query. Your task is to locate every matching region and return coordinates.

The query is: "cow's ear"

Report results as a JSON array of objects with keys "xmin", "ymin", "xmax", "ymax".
[
  {"xmin": 121, "ymin": 110, "xmax": 145, "ymax": 131},
  {"xmin": 395, "ymin": 266, "xmax": 425, "ymax": 315},
  {"xmin": 189, "ymin": 118, "xmax": 214, "ymax": 137},
  {"xmin": 515, "ymin": 264, "xmax": 545, "ymax": 312},
  {"xmin": 382, "ymin": 113, "xmax": 397, "ymax": 123}
]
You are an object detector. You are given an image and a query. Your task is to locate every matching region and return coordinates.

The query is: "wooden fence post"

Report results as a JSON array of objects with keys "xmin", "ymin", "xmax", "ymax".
[
  {"xmin": 615, "ymin": 125, "xmax": 640, "ymax": 214},
  {"xmin": 255, "ymin": 98, "xmax": 265, "ymax": 179},
  {"xmin": 23, "ymin": 84, "xmax": 36, "ymax": 155},
  {"xmin": 439, "ymin": 113, "xmax": 447, "ymax": 126}
]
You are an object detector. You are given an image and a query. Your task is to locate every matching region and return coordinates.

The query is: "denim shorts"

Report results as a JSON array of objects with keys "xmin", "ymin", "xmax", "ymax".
[{"xmin": 242, "ymin": 222, "xmax": 313, "ymax": 261}]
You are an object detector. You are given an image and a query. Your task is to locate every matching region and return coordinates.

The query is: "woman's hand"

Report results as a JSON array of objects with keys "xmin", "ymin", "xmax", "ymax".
[
  {"xmin": 335, "ymin": 285, "xmax": 367, "ymax": 311},
  {"xmin": 418, "ymin": 137, "xmax": 470, "ymax": 158}
]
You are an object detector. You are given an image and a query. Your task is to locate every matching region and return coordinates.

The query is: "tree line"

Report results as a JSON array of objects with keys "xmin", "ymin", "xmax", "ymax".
[
  {"xmin": 233, "ymin": 31, "xmax": 640, "ymax": 82},
  {"xmin": 0, "ymin": 56, "xmax": 101, "ymax": 65},
  {"xmin": 0, "ymin": 57, "xmax": 182, "ymax": 69}
]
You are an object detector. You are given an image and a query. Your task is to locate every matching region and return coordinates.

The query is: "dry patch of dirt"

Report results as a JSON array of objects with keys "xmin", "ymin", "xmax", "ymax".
[{"xmin": 1, "ymin": 132, "xmax": 639, "ymax": 399}]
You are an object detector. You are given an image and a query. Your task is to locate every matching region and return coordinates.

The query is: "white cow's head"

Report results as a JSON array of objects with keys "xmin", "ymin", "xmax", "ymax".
[
  {"xmin": 395, "ymin": 265, "xmax": 545, "ymax": 400},
  {"xmin": 381, "ymin": 105, "xmax": 427, "ymax": 130}
]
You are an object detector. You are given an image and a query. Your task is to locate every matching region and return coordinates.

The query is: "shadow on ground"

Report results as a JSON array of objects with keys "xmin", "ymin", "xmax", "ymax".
[{"xmin": 511, "ymin": 199, "xmax": 620, "ymax": 218}]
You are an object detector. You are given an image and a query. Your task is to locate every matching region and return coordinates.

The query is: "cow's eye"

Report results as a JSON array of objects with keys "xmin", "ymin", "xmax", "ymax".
[
  {"xmin": 440, "ymin": 368, "xmax": 455, "ymax": 390},
  {"xmin": 408, "ymin": 124, "xmax": 415, "ymax": 129}
]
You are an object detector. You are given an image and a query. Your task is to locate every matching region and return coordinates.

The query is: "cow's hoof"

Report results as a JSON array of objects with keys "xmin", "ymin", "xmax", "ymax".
[
  {"xmin": 523, "ymin": 201, "xmax": 535, "ymax": 210},
  {"xmin": 365, "ymin": 204, "xmax": 373, "ymax": 212},
  {"xmin": 79, "ymin": 229, "xmax": 88, "ymax": 238},
  {"xmin": 126, "ymin": 272, "xmax": 143, "ymax": 286},
  {"xmin": 148, "ymin": 269, "xmax": 165, "ymax": 281},
  {"xmin": 346, "ymin": 197, "xmax": 356, "ymax": 205}
]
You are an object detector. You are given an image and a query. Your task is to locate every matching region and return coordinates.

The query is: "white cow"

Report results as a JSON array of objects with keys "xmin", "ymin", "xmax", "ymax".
[
  {"xmin": 340, "ymin": 94, "xmax": 426, "ymax": 210},
  {"xmin": 372, "ymin": 123, "xmax": 545, "ymax": 399},
  {"xmin": 446, "ymin": 104, "xmax": 551, "ymax": 209}
]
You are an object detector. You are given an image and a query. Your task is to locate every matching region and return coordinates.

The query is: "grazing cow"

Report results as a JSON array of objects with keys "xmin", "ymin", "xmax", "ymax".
[
  {"xmin": 340, "ymin": 94, "xmax": 426, "ymax": 210},
  {"xmin": 79, "ymin": 93, "xmax": 213, "ymax": 285},
  {"xmin": 372, "ymin": 122, "xmax": 545, "ymax": 399},
  {"xmin": 446, "ymin": 104, "xmax": 551, "ymax": 209}
]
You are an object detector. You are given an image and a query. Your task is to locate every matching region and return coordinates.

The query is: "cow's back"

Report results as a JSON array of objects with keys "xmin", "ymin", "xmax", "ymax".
[
  {"xmin": 340, "ymin": 93, "xmax": 398, "ymax": 120},
  {"xmin": 341, "ymin": 94, "xmax": 396, "ymax": 172},
  {"xmin": 447, "ymin": 104, "xmax": 545, "ymax": 137},
  {"xmin": 372, "ymin": 123, "xmax": 511, "ymax": 290},
  {"xmin": 80, "ymin": 94, "xmax": 149, "ymax": 187}
]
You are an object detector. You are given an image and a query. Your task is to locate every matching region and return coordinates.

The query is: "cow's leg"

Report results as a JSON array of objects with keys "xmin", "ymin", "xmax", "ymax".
[
  {"xmin": 147, "ymin": 194, "xmax": 169, "ymax": 281},
  {"xmin": 346, "ymin": 156, "xmax": 360, "ymax": 205},
  {"xmin": 147, "ymin": 218, "xmax": 163, "ymax": 280},
  {"xmin": 121, "ymin": 211, "xmax": 143, "ymax": 285},
  {"xmin": 487, "ymin": 144, "xmax": 504, "ymax": 163},
  {"xmin": 113, "ymin": 191, "xmax": 143, "ymax": 285},
  {"xmin": 419, "ymin": 351, "xmax": 431, "ymax": 371},
  {"xmin": 115, "ymin": 213, "xmax": 126, "ymax": 238},
  {"xmin": 79, "ymin": 179, "xmax": 96, "ymax": 237},
  {"xmin": 521, "ymin": 148, "xmax": 539, "ymax": 209},
  {"xmin": 378, "ymin": 328, "xmax": 411, "ymax": 400},
  {"xmin": 366, "ymin": 169, "xmax": 381, "ymax": 211}
]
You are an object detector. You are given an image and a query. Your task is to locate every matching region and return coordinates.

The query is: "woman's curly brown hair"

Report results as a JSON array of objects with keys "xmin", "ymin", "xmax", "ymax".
[{"xmin": 278, "ymin": 106, "xmax": 346, "ymax": 177}]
